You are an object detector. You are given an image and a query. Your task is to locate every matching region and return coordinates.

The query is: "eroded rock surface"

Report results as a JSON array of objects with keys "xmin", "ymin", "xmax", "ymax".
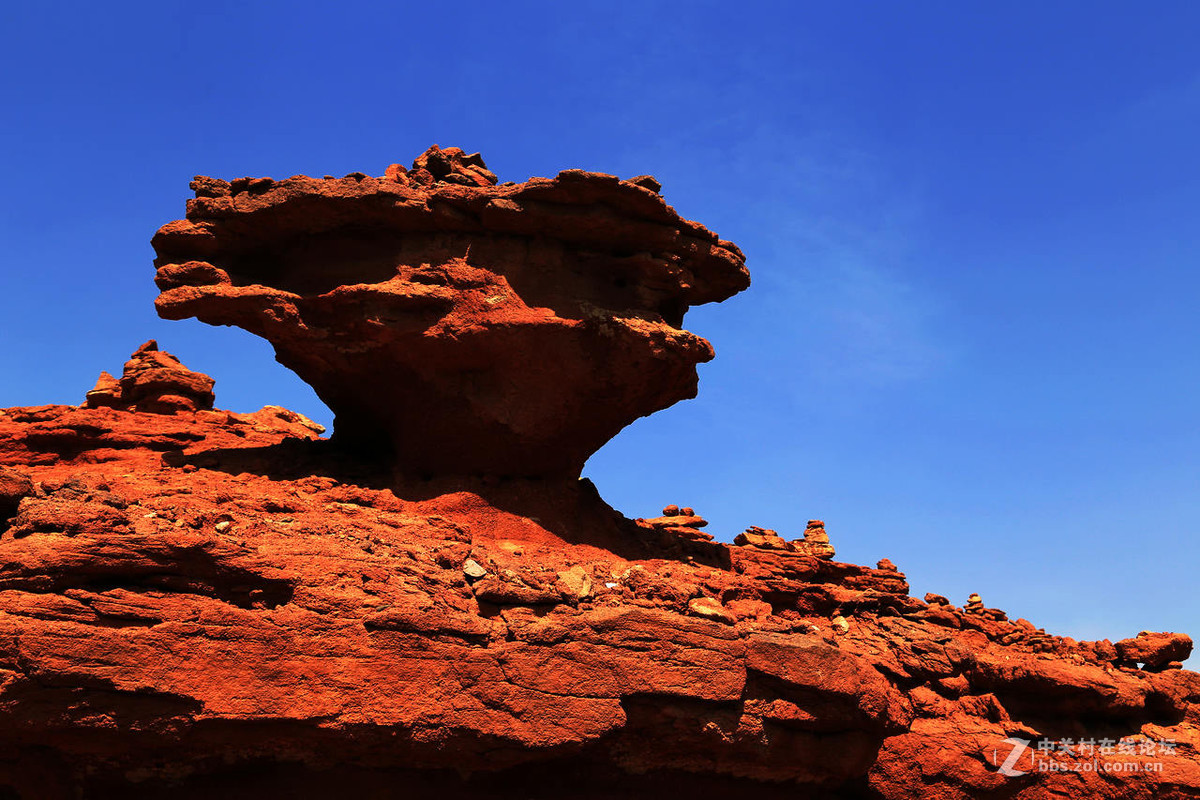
[
  {"xmin": 2, "ymin": 147, "xmax": 1197, "ymax": 798},
  {"xmin": 0, "ymin": 391, "xmax": 1198, "ymax": 799},
  {"xmin": 85, "ymin": 340, "xmax": 215, "ymax": 414},
  {"xmin": 152, "ymin": 146, "xmax": 749, "ymax": 477}
]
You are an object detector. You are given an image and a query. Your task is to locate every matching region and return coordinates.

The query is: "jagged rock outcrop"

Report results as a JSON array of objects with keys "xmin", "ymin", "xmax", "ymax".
[
  {"xmin": 0, "ymin": 149, "xmax": 1197, "ymax": 799},
  {"xmin": 85, "ymin": 340, "xmax": 215, "ymax": 414},
  {"xmin": 1117, "ymin": 631, "xmax": 1195, "ymax": 672},
  {"xmin": 1, "ymin": 393, "xmax": 1198, "ymax": 799},
  {"xmin": 733, "ymin": 519, "xmax": 836, "ymax": 559},
  {"xmin": 151, "ymin": 146, "xmax": 749, "ymax": 477}
]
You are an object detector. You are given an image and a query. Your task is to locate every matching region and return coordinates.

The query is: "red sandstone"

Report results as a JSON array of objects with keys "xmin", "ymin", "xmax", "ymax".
[
  {"xmin": 0, "ymin": 150, "xmax": 1196, "ymax": 799},
  {"xmin": 152, "ymin": 146, "xmax": 749, "ymax": 477}
]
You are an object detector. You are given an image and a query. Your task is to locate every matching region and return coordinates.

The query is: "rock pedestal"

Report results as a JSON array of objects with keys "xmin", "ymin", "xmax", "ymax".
[
  {"xmin": 0, "ymin": 149, "xmax": 1195, "ymax": 799},
  {"xmin": 152, "ymin": 146, "xmax": 749, "ymax": 476}
]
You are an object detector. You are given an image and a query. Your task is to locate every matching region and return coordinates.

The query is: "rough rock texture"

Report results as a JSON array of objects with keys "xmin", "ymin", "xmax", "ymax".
[
  {"xmin": 1117, "ymin": 632, "xmax": 1195, "ymax": 672},
  {"xmin": 1, "ymin": 151, "xmax": 1198, "ymax": 799},
  {"xmin": 85, "ymin": 340, "xmax": 215, "ymax": 414},
  {"xmin": 152, "ymin": 146, "xmax": 749, "ymax": 477},
  {"xmin": 0, "ymin": 466, "xmax": 34, "ymax": 523},
  {"xmin": 733, "ymin": 520, "xmax": 836, "ymax": 559},
  {"xmin": 1, "ymin": 395, "xmax": 1198, "ymax": 799}
]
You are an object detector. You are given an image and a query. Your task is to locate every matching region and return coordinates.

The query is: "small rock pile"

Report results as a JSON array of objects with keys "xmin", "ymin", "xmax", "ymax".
[
  {"xmin": 734, "ymin": 525, "xmax": 792, "ymax": 551},
  {"xmin": 797, "ymin": 519, "xmax": 835, "ymax": 559},
  {"xmin": 85, "ymin": 341, "xmax": 215, "ymax": 415},
  {"xmin": 385, "ymin": 145, "xmax": 499, "ymax": 188},
  {"xmin": 635, "ymin": 504, "xmax": 713, "ymax": 543},
  {"xmin": 963, "ymin": 591, "xmax": 1008, "ymax": 622},
  {"xmin": 733, "ymin": 519, "xmax": 836, "ymax": 559}
]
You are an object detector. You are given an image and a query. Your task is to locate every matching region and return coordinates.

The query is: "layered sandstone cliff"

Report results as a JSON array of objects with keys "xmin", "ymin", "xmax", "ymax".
[{"xmin": 0, "ymin": 150, "xmax": 1196, "ymax": 799}]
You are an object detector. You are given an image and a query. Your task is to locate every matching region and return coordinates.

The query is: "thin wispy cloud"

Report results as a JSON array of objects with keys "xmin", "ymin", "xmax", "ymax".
[
  {"xmin": 602, "ymin": 54, "xmax": 954, "ymax": 388},
  {"xmin": 707, "ymin": 126, "xmax": 953, "ymax": 388}
]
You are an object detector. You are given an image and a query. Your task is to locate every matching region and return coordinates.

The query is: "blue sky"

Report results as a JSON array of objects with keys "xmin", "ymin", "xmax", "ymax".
[{"xmin": 2, "ymin": 2, "xmax": 1198, "ymax": 653}]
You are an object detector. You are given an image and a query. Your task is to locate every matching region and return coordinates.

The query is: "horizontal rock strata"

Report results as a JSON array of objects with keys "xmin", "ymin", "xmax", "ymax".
[
  {"xmin": 0, "ymin": 392, "xmax": 1196, "ymax": 799},
  {"xmin": 3, "ymin": 148, "xmax": 1196, "ymax": 799}
]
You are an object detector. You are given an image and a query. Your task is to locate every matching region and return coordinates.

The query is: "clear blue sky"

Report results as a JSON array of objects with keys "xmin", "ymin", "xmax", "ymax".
[{"xmin": 2, "ymin": 2, "xmax": 1198, "ymax": 653}]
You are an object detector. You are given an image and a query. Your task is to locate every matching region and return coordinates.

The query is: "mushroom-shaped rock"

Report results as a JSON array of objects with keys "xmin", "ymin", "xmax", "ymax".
[
  {"xmin": 637, "ymin": 513, "xmax": 708, "ymax": 530},
  {"xmin": 151, "ymin": 147, "xmax": 749, "ymax": 477},
  {"xmin": 636, "ymin": 510, "xmax": 714, "ymax": 545}
]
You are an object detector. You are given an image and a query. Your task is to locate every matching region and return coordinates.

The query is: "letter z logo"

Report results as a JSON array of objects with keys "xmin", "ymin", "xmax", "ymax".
[{"xmin": 995, "ymin": 737, "xmax": 1030, "ymax": 777}]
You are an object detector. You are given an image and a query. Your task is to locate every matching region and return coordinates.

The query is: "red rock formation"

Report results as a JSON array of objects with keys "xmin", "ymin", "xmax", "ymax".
[
  {"xmin": 0, "ymin": 466, "xmax": 33, "ymax": 523},
  {"xmin": 152, "ymin": 146, "xmax": 749, "ymax": 477},
  {"xmin": 1, "ymin": 397, "xmax": 1198, "ymax": 798},
  {"xmin": 85, "ymin": 340, "xmax": 215, "ymax": 414},
  {"xmin": 1117, "ymin": 631, "xmax": 1194, "ymax": 672},
  {"xmin": 0, "ymin": 150, "xmax": 1197, "ymax": 798}
]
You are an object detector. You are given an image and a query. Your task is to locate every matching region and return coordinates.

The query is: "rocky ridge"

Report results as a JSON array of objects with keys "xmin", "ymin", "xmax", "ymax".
[{"xmin": 0, "ymin": 150, "xmax": 1197, "ymax": 799}]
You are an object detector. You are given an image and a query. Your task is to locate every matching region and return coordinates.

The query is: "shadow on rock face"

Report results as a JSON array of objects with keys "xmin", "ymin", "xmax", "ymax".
[
  {"xmin": 174, "ymin": 438, "xmax": 729, "ymax": 566},
  {"xmin": 152, "ymin": 147, "xmax": 750, "ymax": 479},
  {"xmin": 171, "ymin": 437, "xmax": 393, "ymax": 488},
  {"xmin": 0, "ymin": 466, "xmax": 35, "ymax": 532}
]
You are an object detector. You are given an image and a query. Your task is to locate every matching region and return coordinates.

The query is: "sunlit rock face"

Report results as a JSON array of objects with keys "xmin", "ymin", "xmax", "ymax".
[
  {"xmin": 84, "ymin": 340, "xmax": 215, "ymax": 415},
  {"xmin": 152, "ymin": 146, "xmax": 750, "ymax": 477},
  {"xmin": 0, "ymin": 147, "xmax": 1197, "ymax": 799}
]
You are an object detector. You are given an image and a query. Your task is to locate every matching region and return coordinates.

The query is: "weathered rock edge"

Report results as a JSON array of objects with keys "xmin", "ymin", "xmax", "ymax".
[
  {"xmin": 151, "ymin": 146, "xmax": 750, "ymax": 477},
  {"xmin": 0, "ymin": 396, "xmax": 1197, "ymax": 799}
]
